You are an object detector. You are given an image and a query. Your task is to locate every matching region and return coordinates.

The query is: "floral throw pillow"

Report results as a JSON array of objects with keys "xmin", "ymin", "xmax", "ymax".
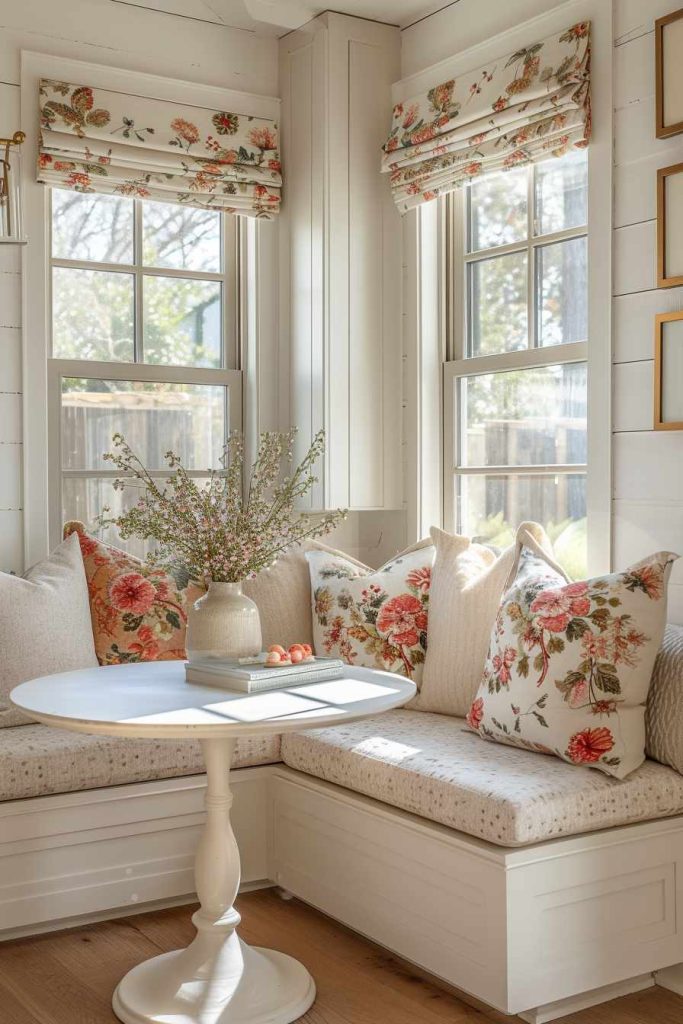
[
  {"xmin": 63, "ymin": 522, "xmax": 202, "ymax": 665},
  {"xmin": 306, "ymin": 542, "xmax": 434, "ymax": 682},
  {"xmin": 466, "ymin": 543, "xmax": 678, "ymax": 779}
]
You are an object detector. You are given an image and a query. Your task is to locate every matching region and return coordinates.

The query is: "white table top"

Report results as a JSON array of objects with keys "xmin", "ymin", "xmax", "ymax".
[{"xmin": 10, "ymin": 661, "xmax": 416, "ymax": 739}]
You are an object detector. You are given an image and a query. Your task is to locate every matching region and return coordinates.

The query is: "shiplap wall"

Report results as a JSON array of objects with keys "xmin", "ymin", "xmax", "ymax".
[
  {"xmin": 0, "ymin": 0, "xmax": 277, "ymax": 574},
  {"xmin": 612, "ymin": 0, "xmax": 683, "ymax": 624},
  {"xmin": 403, "ymin": 0, "xmax": 683, "ymax": 623}
]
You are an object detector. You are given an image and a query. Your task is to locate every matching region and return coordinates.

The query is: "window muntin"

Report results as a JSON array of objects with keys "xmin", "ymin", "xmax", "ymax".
[
  {"xmin": 447, "ymin": 150, "xmax": 588, "ymax": 577},
  {"xmin": 49, "ymin": 190, "xmax": 239, "ymax": 551}
]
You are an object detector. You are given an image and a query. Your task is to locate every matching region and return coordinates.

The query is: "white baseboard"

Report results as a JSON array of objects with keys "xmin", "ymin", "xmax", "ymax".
[
  {"xmin": 656, "ymin": 962, "xmax": 683, "ymax": 996},
  {"xmin": 518, "ymin": 974, "xmax": 654, "ymax": 1023}
]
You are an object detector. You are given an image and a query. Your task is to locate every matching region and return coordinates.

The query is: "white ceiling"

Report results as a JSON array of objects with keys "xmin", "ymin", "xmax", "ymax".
[{"xmin": 121, "ymin": 0, "xmax": 451, "ymax": 34}]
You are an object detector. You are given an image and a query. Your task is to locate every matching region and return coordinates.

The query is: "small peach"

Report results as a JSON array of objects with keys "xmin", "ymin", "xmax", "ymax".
[
  {"xmin": 265, "ymin": 651, "xmax": 281, "ymax": 665},
  {"xmin": 268, "ymin": 644, "xmax": 287, "ymax": 656},
  {"xmin": 290, "ymin": 648, "xmax": 304, "ymax": 663},
  {"xmin": 302, "ymin": 644, "xmax": 313, "ymax": 656}
]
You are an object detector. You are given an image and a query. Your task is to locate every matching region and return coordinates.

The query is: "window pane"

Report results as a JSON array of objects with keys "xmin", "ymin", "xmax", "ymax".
[
  {"xmin": 460, "ymin": 363, "xmax": 587, "ymax": 467},
  {"xmin": 143, "ymin": 276, "xmax": 221, "ymax": 368},
  {"xmin": 469, "ymin": 252, "xmax": 527, "ymax": 356},
  {"xmin": 61, "ymin": 378, "xmax": 226, "ymax": 471},
  {"xmin": 52, "ymin": 268, "xmax": 134, "ymax": 361},
  {"xmin": 457, "ymin": 472, "xmax": 587, "ymax": 578},
  {"xmin": 62, "ymin": 476, "xmax": 210, "ymax": 560},
  {"xmin": 52, "ymin": 190, "xmax": 134, "ymax": 264},
  {"xmin": 142, "ymin": 200, "xmax": 221, "ymax": 272},
  {"xmin": 469, "ymin": 168, "xmax": 527, "ymax": 251},
  {"xmin": 534, "ymin": 149, "xmax": 587, "ymax": 235},
  {"xmin": 536, "ymin": 236, "xmax": 587, "ymax": 347}
]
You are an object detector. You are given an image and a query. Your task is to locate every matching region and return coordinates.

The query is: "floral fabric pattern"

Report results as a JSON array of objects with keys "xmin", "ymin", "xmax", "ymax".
[
  {"xmin": 38, "ymin": 79, "xmax": 281, "ymax": 218},
  {"xmin": 466, "ymin": 547, "xmax": 677, "ymax": 779},
  {"xmin": 63, "ymin": 522, "xmax": 203, "ymax": 665},
  {"xmin": 306, "ymin": 545, "xmax": 434, "ymax": 683},
  {"xmin": 381, "ymin": 21, "xmax": 591, "ymax": 212}
]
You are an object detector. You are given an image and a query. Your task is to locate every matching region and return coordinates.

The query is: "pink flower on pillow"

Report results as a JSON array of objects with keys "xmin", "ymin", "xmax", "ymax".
[
  {"xmin": 565, "ymin": 727, "xmax": 614, "ymax": 764},
  {"xmin": 110, "ymin": 573, "xmax": 157, "ymax": 616},
  {"xmin": 466, "ymin": 696, "xmax": 484, "ymax": 731},
  {"xmin": 406, "ymin": 566, "xmax": 431, "ymax": 594},
  {"xmin": 530, "ymin": 581, "xmax": 590, "ymax": 633},
  {"xmin": 376, "ymin": 594, "xmax": 427, "ymax": 647},
  {"xmin": 128, "ymin": 624, "xmax": 161, "ymax": 661},
  {"xmin": 492, "ymin": 646, "xmax": 517, "ymax": 687}
]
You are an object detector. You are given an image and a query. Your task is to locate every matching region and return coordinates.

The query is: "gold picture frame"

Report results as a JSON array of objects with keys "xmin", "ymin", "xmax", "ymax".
[
  {"xmin": 654, "ymin": 311, "xmax": 683, "ymax": 430},
  {"xmin": 657, "ymin": 162, "xmax": 683, "ymax": 287},
  {"xmin": 656, "ymin": 9, "xmax": 683, "ymax": 139}
]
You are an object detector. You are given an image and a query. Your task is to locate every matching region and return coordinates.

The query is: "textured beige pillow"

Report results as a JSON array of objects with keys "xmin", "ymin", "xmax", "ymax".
[
  {"xmin": 412, "ymin": 522, "xmax": 554, "ymax": 717},
  {"xmin": 244, "ymin": 546, "xmax": 315, "ymax": 649},
  {"xmin": 0, "ymin": 533, "xmax": 98, "ymax": 728},
  {"xmin": 646, "ymin": 623, "xmax": 683, "ymax": 774}
]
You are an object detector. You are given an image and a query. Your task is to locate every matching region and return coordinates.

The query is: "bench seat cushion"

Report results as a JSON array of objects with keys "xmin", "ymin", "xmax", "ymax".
[
  {"xmin": 280, "ymin": 709, "xmax": 683, "ymax": 847},
  {"xmin": 0, "ymin": 725, "xmax": 281, "ymax": 801}
]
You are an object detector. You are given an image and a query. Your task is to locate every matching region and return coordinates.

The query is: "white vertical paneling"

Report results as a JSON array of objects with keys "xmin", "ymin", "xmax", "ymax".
[
  {"xmin": 613, "ymin": 221, "xmax": 657, "ymax": 296},
  {"xmin": 281, "ymin": 29, "xmax": 325, "ymax": 510},
  {"xmin": 613, "ymin": 501, "xmax": 683, "ymax": 585},
  {"xmin": 614, "ymin": 0, "xmax": 674, "ymax": 46},
  {"xmin": 347, "ymin": 35, "xmax": 402, "ymax": 509},
  {"xmin": 0, "ymin": 0, "xmax": 277, "ymax": 94},
  {"xmin": 613, "ymin": 287, "xmax": 683, "ymax": 363},
  {"xmin": 612, "ymin": 361, "xmax": 653, "ymax": 433},
  {"xmin": 280, "ymin": 14, "xmax": 402, "ymax": 514},
  {"xmin": 613, "ymin": 432, "xmax": 683, "ymax": 503},
  {"xmin": 0, "ymin": 443, "xmax": 22, "ymax": 509},
  {"xmin": 0, "ymin": 328, "xmax": 21, "ymax": 393},
  {"xmin": 0, "ymin": 510, "xmax": 23, "ymax": 573},
  {"xmin": 612, "ymin": 5, "xmax": 683, "ymax": 623},
  {"xmin": 0, "ymin": 394, "xmax": 22, "ymax": 444}
]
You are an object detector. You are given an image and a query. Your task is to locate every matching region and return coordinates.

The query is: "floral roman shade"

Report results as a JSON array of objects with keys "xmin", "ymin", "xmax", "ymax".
[
  {"xmin": 38, "ymin": 79, "xmax": 281, "ymax": 218},
  {"xmin": 381, "ymin": 21, "xmax": 591, "ymax": 213}
]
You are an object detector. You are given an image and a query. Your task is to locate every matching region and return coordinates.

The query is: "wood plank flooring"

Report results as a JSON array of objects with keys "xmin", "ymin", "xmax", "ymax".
[{"xmin": 0, "ymin": 889, "xmax": 681, "ymax": 1024}]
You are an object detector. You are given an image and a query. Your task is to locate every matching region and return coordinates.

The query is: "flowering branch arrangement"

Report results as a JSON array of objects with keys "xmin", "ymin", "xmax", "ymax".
[{"xmin": 97, "ymin": 429, "xmax": 347, "ymax": 585}]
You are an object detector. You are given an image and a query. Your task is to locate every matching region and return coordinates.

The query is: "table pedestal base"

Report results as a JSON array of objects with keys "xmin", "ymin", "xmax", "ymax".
[
  {"xmin": 113, "ymin": 928, "xmax": 315, "ymax": 1024},
  {"xmin": 112, "ymin": 737, "xmax": 315, "ymax": 1024}
]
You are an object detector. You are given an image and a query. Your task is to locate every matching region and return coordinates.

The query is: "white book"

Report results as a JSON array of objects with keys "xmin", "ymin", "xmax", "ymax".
[
  {"xmin": 185, "ymin": 663, "xmax": 344, "ymax": 693},
  {"xmin": 186, "ymin": 655, "xmax": 345, "ymax": 682}
]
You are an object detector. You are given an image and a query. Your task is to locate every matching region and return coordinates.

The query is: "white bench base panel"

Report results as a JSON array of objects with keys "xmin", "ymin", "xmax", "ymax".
[
  {"xmin": 268, "ymin": 766, "xmax": 683, "ymax": 1018},
  {"xmin": 1, "ymin": 763, "xmax": 683, "ymax": 1021}
]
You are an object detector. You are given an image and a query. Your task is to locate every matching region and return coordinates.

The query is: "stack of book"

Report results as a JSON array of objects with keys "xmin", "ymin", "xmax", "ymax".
[{"xmin": 185, "ymin": 655, "xmax": 345, "ymax": 693}]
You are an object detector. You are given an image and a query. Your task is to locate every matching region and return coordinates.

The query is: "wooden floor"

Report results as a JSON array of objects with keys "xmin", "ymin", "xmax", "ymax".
[{"xmin": 0, "ymin": 889, "xmax": 681, "ymax": 1024}]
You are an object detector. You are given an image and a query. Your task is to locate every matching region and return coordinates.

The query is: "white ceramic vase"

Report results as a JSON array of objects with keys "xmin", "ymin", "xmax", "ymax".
[{"xmin": 186, "ymin": 582, "xmax": 262, "ymax": 662}]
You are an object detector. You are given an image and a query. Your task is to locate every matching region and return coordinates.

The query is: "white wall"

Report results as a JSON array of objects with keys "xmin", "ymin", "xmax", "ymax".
[
  {"xmin": 402, "ymin": 0, "xmax": 683, "ymax": 621},
  {"xmin": 0, "ymin": 0, "xmax": 277, "ymax": 574},
  {"xmin": 612, "ymin": 0, "xmax": 683, "ymax": 623}
]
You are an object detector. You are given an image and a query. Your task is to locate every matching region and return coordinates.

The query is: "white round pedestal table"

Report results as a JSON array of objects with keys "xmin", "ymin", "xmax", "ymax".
[{"xmin": 11, "ymin": 660, "xmax": 415, "ymax": 1024}]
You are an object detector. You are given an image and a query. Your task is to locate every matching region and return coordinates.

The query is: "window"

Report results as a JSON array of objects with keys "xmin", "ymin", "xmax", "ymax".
[
  {"xmin": 444, "ymin": 149, "xmax": 588, "ymax": 578},
  {"xmin": 47, "ymin": 191, "xmax": 242, "ymax": 555}
]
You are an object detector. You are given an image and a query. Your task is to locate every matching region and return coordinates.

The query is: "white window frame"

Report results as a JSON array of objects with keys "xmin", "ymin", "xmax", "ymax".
[
  {"xmin": 443, "ymin": 164, "xmax": 589, "ymax": 541},
  {"xmin": 47, "ymin": 192, "xmax": 242, "ymax": 549},
  {"xmin": 20, "ymin": 50, "xmax": 280, "ymax": 565}
]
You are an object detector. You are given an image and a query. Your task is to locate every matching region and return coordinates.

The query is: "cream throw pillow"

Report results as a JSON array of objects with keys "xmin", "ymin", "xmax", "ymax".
[
  {"xmin": 412, "ymin": 522, "xmax": 554, "ymax": 717},
  {"xmin": 0, "ymin": 533, "xmax": 98, "ymax": 728}
]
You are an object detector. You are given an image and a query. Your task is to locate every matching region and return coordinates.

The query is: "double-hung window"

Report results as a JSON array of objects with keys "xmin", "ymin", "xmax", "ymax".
[
  {"xmin": 444, "ymin": 149, "xmax": 588, "ymax": 577},
  {"xmin": 47, "ymin": 191, "xmax": 242, "ymax": 556}
]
